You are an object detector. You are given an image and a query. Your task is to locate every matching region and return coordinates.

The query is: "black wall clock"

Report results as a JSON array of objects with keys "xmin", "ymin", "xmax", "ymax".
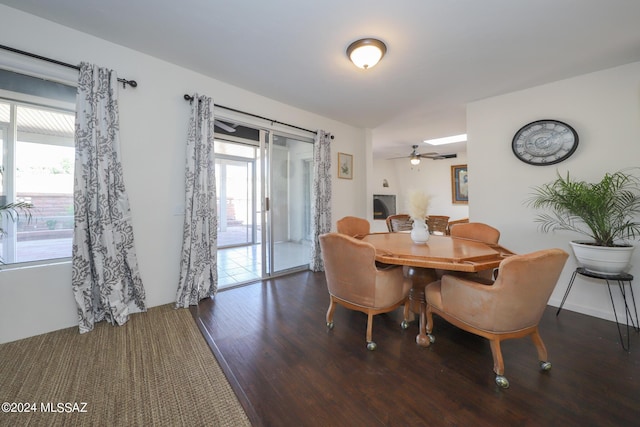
[{"xmin": 512, "ymin": 119, "xmax": 578, "ymax": 165}]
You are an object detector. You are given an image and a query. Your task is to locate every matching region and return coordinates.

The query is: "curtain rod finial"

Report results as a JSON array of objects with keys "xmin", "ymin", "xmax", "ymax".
[{"xmin": 118, "ymin": 78, "xmax": 137, "ymax": 89}]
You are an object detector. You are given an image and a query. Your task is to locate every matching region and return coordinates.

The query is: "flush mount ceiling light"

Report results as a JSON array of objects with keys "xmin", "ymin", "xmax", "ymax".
[{"xmin": 347, "ymin": 38, "xmax": 387, "ymax": 70}]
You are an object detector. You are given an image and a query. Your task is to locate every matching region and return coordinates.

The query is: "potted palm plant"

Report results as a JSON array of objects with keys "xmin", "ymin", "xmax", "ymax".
[
  {"xmin": 1, "ymin": 168, "xmax": 34, "ymax": 264},
  {"xmin": 1, "ymin": 201, "xmax": 33, "ymax": 231},
  {"xmin": 0, "ymin": 200, "xmax": 33, "ymax": 264},
  {"xmin": 527, "ymin": 169, "xmax": 640, "ymax": 276}
]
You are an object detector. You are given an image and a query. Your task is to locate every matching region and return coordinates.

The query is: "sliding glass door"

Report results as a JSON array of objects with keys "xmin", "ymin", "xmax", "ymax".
[
  {"xmin": 264, "ymin": 132, "xmax": 314, "ymax": 275},
  {"xmin": 215, "ymin": 124, "xmax": 313, "ymax": 288}
]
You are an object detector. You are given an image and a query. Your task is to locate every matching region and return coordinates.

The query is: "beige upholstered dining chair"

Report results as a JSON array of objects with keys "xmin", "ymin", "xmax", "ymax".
[
  {"xmin": 386, "ymin": 214, "xmax": 413, "ymax": 232},
  {"xmin": 319, "ymin": 233, "xmax": 412, "ymax": 350},
  {"xmin": 426, "ymin": 215, "xmax": 450, "ymax": 235},
  {"xmin": 449, "ymin": 222, "xmax": 500, "ymax": 244},
  {"xmin": 445, "ymin": 217, "xmax": 469, "ymax": 234},
  {"xmin": 336, "ymin": 216, "xmax": 370, "ymax": 238},
  {"xmin": 424, "ymin": 248, "xmax": 569, "ymax": 388},
  {"xmin": 449, "ymin": 222, "xmax": 501, "ymax": 280}
]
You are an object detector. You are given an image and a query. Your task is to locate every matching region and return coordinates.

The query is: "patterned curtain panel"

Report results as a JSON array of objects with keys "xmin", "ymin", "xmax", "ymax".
[
  {"xmin": 310, "ymin": 130, "xmax": 332, "ymax": 272},
  {"xmin": 175, "ymin": 94, "xmax": 218, "ymax": 308},
  {"xmin": 72, "ymin": 63, "xmax": 146, "ymax": 334}
]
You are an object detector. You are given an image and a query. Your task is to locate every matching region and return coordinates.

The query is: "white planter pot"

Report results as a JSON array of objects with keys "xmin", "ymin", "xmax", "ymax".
[{"xmin": 569, "ymin": 241, "xmax": 635, "ymax": 276}]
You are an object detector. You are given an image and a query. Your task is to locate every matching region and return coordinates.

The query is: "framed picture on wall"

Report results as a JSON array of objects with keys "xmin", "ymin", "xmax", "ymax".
[
  {"xmin": 338, "ymin": 152, "xmax": 353, "ymax": 179},
  {"xmin": 451, "ymin": 164, "xmax": 468, "ymax": 204}
]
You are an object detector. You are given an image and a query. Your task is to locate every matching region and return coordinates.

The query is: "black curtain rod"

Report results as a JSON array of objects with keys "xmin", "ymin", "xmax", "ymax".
[
  {"xmin": 0, "ymin": 44, "xmax": 138, "ymax": 88},
  {"xmin": 183, "ymin": 94, "xmax": 333, "ymax": 138}
]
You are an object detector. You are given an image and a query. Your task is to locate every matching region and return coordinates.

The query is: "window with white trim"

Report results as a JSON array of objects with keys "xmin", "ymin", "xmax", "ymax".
[{"xmin": 0, "ymin": 69, "xmax": 76, "ymax": 265}]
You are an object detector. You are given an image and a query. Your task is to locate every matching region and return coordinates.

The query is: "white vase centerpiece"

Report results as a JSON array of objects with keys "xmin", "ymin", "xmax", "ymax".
[{"xmin": 408, "ymin": 190, "xmax": 430, "ymax": 244}]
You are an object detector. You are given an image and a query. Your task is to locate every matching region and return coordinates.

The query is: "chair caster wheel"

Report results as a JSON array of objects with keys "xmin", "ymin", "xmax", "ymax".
[
  {"xmin": 495, "ymin": 375, "xmax": 510, "ymax": 388},
  {"xmin": 401, "ymin": 320, "xmax": 410, "ymax": 329},
  {"xmin": 367, "ymin": 341, "xmax": 377, "ymax": 351},
  {"xmin": 326, "ymin": 321, "xmax": 334, "ymax": 330},
  {"xmin": 540, "ymin": 361, "xmax": 552, "ymax": 371}
]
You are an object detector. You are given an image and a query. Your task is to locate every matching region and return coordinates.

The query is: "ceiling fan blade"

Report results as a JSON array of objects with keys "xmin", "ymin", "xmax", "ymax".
[
  {"xmin": 426, "ymin": 153, "xmax": 457, "ymax": 160},
  {"xmin": 214, "ymin": 120, "xmax": 237, "ymax": 133},
  {"xmin": 417, "ymin": 152, "xmax": 439, "ymax": 157}
]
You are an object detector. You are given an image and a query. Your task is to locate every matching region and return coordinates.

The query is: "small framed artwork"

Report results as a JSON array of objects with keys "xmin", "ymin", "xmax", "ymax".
[
  {"xmin": 338, "ymin": 152, "xmax": 353, "ymax": 179},
  {"xmin": 451, "ymin": 164, "xmax": 468, "ymax": 204}
]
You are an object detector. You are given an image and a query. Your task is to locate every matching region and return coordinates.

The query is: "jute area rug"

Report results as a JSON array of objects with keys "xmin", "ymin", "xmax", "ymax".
[{"xmin": 0, "ymin": 304, "xmax": 251, "ymax": 427}]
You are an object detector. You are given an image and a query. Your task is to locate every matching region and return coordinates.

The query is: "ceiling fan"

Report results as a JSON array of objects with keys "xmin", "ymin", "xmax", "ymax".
[{"xmin": 390, "ymin": 145, "xmax": 457, "ymax": 165}]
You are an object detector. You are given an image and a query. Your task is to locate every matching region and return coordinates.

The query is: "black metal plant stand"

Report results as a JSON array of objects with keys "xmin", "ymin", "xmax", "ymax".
[{"xmin": 557, "ymin": 268, "xmax": 639, "ymax": 351}]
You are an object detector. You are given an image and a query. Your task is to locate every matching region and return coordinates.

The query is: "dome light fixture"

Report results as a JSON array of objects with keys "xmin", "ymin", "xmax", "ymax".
[
  {"xmin": 347, "ymin": 38, "xmax": 387, "ymax": 70},
  {"xmin": 410, "ymin": 155, "xmax": 421, "ymax": 166}
]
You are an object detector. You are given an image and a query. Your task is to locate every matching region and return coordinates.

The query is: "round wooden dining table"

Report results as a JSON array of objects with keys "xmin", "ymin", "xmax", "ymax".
[{"xmin": 361, "ymin": 232, "xmax": 515, "ymax": 346}]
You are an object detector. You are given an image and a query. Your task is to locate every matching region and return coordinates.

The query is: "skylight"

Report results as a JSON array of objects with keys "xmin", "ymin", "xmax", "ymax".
[{"xmin": 424, "ymin": 133, "xmax": 467, "ymax": 146}]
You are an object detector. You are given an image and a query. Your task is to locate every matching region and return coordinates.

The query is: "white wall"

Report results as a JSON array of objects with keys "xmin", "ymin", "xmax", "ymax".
[
  {"xmin": 468, "ymin": 61, "xmax": 640, "ymax": 321},
  {"xmin": 0, "ymin": 5, "xmax": 366, "ymax": 343},
  {"xmin": 368, "ymin": 155, "xmax": 470, "ymax": 233}
]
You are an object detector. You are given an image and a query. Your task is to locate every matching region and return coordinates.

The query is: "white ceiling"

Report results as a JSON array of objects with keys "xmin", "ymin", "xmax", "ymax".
[{"xmin": 3, "ymin": 0, "xmax": 640, "ymax": 159}]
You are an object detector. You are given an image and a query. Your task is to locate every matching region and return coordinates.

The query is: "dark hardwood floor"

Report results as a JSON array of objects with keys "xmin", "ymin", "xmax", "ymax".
[{"xmin": 191, "ymin": 271, "xmax": 640, "ymax": 427}]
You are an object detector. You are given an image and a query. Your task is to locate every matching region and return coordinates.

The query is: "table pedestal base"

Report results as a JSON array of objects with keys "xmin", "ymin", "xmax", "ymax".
[{"xmin": 405, "ymin": 266, "xmax": 437, "ymax": 347}]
